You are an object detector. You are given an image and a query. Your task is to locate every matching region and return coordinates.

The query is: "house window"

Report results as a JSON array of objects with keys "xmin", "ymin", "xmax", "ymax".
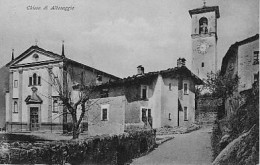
[
  {"xmin": 201, "ymin": 62, "xmax": 204, "ymax": 67},
  {"xmin": 29, "ymin": 73, "xmax": 41, "ymax": 86},
  {"xmin": 184, "ymin": 106, "xmax": 188, "ymax": 121},
  {"xmin": 141, "ymin": 108, "xmax": 147, "ymax": 123},
  {"xmin": 254, "ymin": 73, "xmax": 259, "ymax": 82},
  {"xmin": 141, "ymin": 85, "xmax": 148, "ymax": 99},
  {"xmin": 13, "ymin": 101, "xmax": 18, "ymax": 113},
  {"xmin": 14, "ymin": 80, "xmax": 18, "ymax": 88},
  {"xmin": 169, "ymin": 83, "xmax": 172, "ymax": 91},
  {"xmin": 184, "ymin": 83, "xmax": 189, "ymax": 95},
  {"xmin": 253, "ymin": 51, "xmax": 259, "ymax": 65},
  {"xmin": 53, "ymin": 98, "xmax": 59, "ymax": 113},
  {"xmin": 101, "ymin": 104, "xmax": 109, "ymax": 121}
]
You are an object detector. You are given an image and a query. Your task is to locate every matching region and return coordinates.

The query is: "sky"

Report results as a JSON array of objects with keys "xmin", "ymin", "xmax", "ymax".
[{"xmin": 0, "ymin": 0, "xmax": 258, "ymax": 78}]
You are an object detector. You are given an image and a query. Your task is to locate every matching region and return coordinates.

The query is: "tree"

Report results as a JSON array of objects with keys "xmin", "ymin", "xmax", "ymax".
[
  {"xmin": 201, "ymin": 71, "xmax": 239, "ymax": 117},
  {"xmin": 202, "ymin": 71, "xmax": 239, "ymax": 98},
  {"xmin": 48, "ymin": 69, "xmax": 96, "ymax": 139}
]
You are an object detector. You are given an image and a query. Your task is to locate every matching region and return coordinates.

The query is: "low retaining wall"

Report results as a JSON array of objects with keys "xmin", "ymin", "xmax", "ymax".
[{"xmin": 0, "ymin": 129, "xmax": 156, "ymax": 165}]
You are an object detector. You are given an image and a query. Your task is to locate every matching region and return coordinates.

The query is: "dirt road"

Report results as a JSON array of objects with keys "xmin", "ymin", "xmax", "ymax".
[{"xmin": 131, "ymin": 126, "xmax": 213, "ymax": 165}]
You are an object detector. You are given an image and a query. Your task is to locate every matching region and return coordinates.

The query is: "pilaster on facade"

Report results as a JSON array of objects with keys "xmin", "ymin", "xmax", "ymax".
[{"xmin": 18, "ymin": 68, "xmax": 23, "ymax": 123}]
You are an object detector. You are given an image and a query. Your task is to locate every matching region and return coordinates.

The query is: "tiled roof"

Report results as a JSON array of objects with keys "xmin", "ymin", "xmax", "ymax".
[{"xmin": 99, "ymin": 66, "xmax": 203, "ymax": 88}]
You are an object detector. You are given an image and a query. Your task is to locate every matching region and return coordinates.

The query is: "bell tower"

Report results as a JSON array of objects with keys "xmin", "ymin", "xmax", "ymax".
[{"xmin": 189, "ymin": 2, "xmax": 220, "ymax": 79}]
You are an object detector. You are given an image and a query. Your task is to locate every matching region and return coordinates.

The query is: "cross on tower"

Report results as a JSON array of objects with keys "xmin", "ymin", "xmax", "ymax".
[
  {"xmin": 203, "ymin": 0, "xmax": 206, "ymax": 7},
  {"xmin": 35, "ymin": 39, "xmax": 38, "ymax": 46}
]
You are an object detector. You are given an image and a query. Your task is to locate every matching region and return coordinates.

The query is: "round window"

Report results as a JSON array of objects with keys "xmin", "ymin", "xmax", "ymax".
[{"xmin": 33, "ymin": 54, "xmax": 39, "ymax": 61}]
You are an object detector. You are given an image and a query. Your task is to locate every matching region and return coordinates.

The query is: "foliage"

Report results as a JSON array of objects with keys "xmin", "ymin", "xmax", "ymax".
[
  {"xmin": 0, "ymin": 129, "xmax": 156, "ymax": 164},
  {"xmin": 202, "ymin": 71, "xmax": 239, "ymax": 99}
]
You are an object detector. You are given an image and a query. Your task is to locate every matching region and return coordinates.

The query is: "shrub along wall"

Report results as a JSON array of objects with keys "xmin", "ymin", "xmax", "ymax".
[
  {"xmin": 211, "ymin": 82, "xmax": 259, "ymax": 164},
  {"xmin": 0, "ymin": 129, "xmax": 156, "ymax": 165}
]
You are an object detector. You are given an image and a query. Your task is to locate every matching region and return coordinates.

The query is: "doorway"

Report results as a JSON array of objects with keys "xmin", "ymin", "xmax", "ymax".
[{"xmin": 30, "ymin": 107, "xmax": 39, "ymax": 131}]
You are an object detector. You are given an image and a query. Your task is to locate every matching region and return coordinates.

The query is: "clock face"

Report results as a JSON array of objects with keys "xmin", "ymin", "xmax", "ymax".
[{"xmin": 197, "ymin": 42, "xmax": 209, "ymax": 54}]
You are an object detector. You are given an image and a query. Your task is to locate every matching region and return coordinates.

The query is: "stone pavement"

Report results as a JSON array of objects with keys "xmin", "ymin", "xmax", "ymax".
[{"xmin": 131, "ymin": 126, "xmax": 213, "ymax": 165}]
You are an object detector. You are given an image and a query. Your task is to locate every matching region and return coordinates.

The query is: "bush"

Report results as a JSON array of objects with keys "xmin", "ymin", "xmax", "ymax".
[{"xmin": 0, "ymin": 129, "xmax": 156, "ymax": 164}]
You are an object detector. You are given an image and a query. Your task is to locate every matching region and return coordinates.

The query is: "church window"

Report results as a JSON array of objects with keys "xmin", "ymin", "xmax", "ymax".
[
  {"xmin": 33, "ymin": 73, "xmax": 37, "ymax": 85},
  {"xmin": 199, "ymin": 17, "xmax": 208, "ymax": 34},
  {"xmin": 201, "ymin": 62, "xmax": 204, "ymax": 67},
  {"xmin": 253, "ymin": 51, "xmax": 259, "ymax": 65},
  {"xmin": 14, "ymin": 80, "xmax": 18, "ymax": 88},
  {"xmin": 53, "ymin": 98, "xmax": 59, "ymax": 113},
  {"xmin": 38, "ymin": 76, "xmax": 41, "ymax": 85},
  {"xmin": 33, "ymin": 54, "xmax": 39, "ymax": 61},
  {"xmin": 29, "ymin": 73, "xmax": 41, "ymax": 86},
  {"xmin": 13, "ymin": 101, "xmax": 18, "ymax": 113}
]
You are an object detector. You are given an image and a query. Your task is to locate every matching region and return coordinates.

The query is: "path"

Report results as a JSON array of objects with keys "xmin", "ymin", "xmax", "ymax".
[{"xmin": 131, "ymin": 126, "xmax": 213, "ymax": 165}]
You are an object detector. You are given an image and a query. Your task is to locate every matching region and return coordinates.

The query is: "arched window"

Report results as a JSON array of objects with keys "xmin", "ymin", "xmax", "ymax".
[
  {"xmin": 13, "ymin": 101, "xmax": 18, "ymax": 113},
  {"xmin": 199, "ymin": 17, "xmax": 208, "ymax": 34},
  {"xmin": 38, "ymin": 76, "xmax": 41, "ymax": 85},
  {"xmin": 53, "ymin": 99, "xmax": 59, "ymax": 113},
  {"xmin": 29, "ymin": 73, "xmax": 41, "ymax": 86},
  {"xmin": 33, "ymin": 73, "xmax": 37, "ymax": 85}
]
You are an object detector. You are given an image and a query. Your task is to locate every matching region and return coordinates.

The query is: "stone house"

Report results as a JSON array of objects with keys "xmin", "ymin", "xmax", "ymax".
[
  {"xmin": 87, "ymin": 58, "xmax": 203, "ymax": 136},
  {"xmin": 3, "ymin": 45, "xmax": 120, "ymax": 132},
  {"xmin": 220, "ymin": 34, "xmax": 259, "ymax": 118}
]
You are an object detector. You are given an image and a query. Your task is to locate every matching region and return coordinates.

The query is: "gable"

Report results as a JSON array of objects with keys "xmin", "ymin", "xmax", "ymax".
[
  {"xmin": 7, "ymin": 46, "xmax": 63, "ymax": 67},
  {"xmin": 16, "ymin": 51, "xmax": 55, "ymax": 65}
]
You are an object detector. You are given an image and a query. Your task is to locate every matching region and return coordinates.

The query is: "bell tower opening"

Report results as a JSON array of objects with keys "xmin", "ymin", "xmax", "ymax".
[{"xmin": 199, "ymin": 17, "xmax": 208, "ymax": 34}]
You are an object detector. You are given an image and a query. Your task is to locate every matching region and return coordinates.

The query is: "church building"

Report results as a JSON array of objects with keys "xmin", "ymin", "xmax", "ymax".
[{"xmin": 4, "ymin": 44, "xmax": 120, "ymax": 132}]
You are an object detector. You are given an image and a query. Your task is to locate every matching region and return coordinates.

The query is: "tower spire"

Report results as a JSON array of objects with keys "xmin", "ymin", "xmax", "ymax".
[
  {"xmin": 62, "ymin": 40, "xmax": 65, "ymax": 57},
  {"xmin": 11, "ymin": 49, "xmax": 14, "ymax": 61}
]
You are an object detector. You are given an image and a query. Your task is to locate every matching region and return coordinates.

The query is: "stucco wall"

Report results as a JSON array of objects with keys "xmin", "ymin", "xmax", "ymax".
[
  {"xmin": 178, "ymin": 78, "xmax": 196, "ymax": 126},
  {"xmin": 161, "ymin": 77, "xmax": 178, "ymax": 127},
  {"xmin": 0, "ymin": 66, "xmax": 9, "ymax": 128},
  {"xmin": 88, "ymin": 96, "xmax": 126, "ymax": 136},
  {"xmin": 238, "ymin": 39, "xmax": 259, "ymax": 92},
  {"xmin": 192, "ymin": 36, "xmax": 217, "ymax": 79}
]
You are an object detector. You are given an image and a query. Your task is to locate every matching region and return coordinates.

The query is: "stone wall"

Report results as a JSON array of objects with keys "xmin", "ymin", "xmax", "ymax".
[
  {"xmin": 211, "ymin": 82, "xmax": 259, "ymax": 164},
  {"xmin": 0, "ymin": 129, "xmax": 156, "ymax": 164}
]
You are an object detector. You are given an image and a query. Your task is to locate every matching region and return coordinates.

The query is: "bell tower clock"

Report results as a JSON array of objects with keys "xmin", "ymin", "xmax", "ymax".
[{"xmin": 189, "ymin": 3, "xmax": 220, "ymax": 80}]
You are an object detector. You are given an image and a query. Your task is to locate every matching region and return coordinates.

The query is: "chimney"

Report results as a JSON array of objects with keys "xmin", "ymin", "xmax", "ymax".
[
  {"xmin": 61, "ymin": 40, "xmax": 65, "ymax": 57},
  {"xmin": 137, "ymin": 65, "xmax": 144, "ymax": 75},
  {"xmin": 11, "ymin": 49, "xmax": 14, "ymax": 61},
  {"xmin": 177, "ymin": 58, "xmax": 186, "ymax": 67}
]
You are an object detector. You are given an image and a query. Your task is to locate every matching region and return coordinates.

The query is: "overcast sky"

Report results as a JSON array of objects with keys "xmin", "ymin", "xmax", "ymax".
[{"xmin": 0, "ymin": 0, "xmax": 258, "ymax": 78}]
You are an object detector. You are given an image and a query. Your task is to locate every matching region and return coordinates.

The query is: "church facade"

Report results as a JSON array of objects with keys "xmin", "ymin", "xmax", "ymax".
[{"xmin": 5, "ymin": 45, "xmax": 120, "ymax": 132}]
